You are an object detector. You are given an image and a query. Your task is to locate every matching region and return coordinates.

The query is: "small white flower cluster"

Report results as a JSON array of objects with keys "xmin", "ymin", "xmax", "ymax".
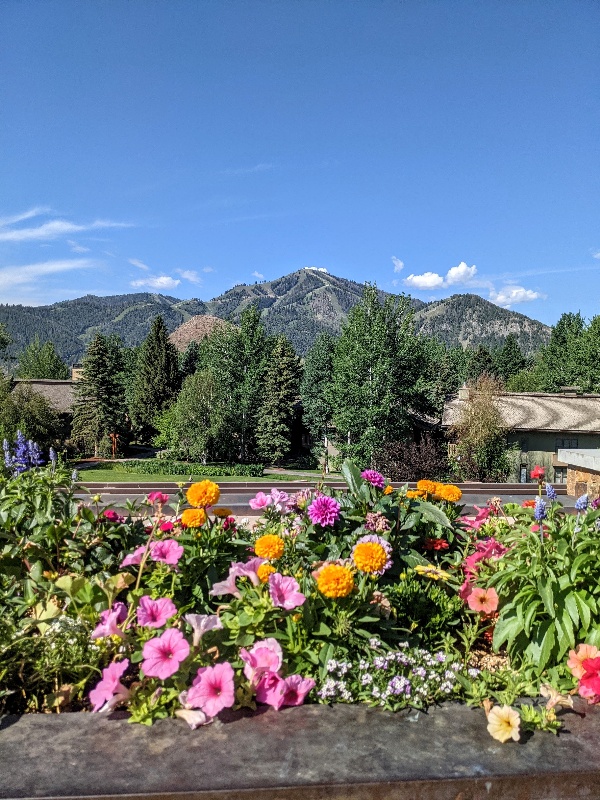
[{"xmin": 317, "ymin": 645, "xmax": 469, "ymax": 712}]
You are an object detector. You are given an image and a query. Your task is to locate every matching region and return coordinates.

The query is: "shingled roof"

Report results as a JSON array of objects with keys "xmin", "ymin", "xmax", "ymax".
[
  {"xmin": 12, "ymin": 379, "xmax": 75, "ymax": 414},
  {"xmin": 442, "ymin": 391, "xmax": 600, "ymax": 433}
]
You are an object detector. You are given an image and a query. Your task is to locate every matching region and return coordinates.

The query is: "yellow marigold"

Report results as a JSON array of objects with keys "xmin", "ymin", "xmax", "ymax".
[
  {"xmin": 352, "ymin": 542, "xmax": 388, "ymax": 575},
  {"xmin": 406, "ymin": 489, "xmax": 425, "ymax": 499},
  {"xmin": 317, "ymin": 564, "xmax": 355, "ymax": 598},
  {"xmin": 383, "ymin": 485, "xmax": 394, "ymax": 495},
  {"xmin": 254, "ymin": 534, "xmax": 285, "ymax": 560},
  {"xmin": 181, "ymin": 507, "xmax": 207, "ymax": 528},
  {"xmin": 257, "ymin": 563, "xmax": 277, "ymax": 583},
  {"xmin": 413, "ymin": 564, "xmax": 451, "ymax": 581},
  {"xmin": 436, "ymin": 484, "xmax": 463, "ymax": 503},
  {"xmin": 416, "ymin": 480, "xmax": 439, "ymax": 495},
  {"xmin": 213, "ymin": 507, "xmax": 233, "ymax": 518},
  {"xmin": 187, "ymin": 480, "xmax": 220, "ymax": 508}
]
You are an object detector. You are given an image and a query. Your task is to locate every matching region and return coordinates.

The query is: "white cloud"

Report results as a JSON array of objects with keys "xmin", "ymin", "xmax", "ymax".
[
  {"xmin": 0, "ymin": 258, "xmax": 93, "ymax": 290},
  {"xmin": 0, "ymin": 207, "xmax": 131, "ymax": 242},
  {"xmin": 489, "ymin": 285, "xmax": 544, "ymax": 307},
  {"xmin": 404, "ymin": 271, "xmax": 445, "ymax": 290},
  {"xmin": 129, "ymin": 258, "xmax": 150, "ymax": 270},
  {"xmin": 392, "ymin": 256, "xmax": 404, "ymax": 273},
  {"xmin": 304, "ymin": 266, "xmax": 328, "ymax": 273},
  {"xmin": 178, "ymin": 269, "xmax": 202, "ymax": 284},
  {"xmin": 252, "ymin": 271, "xmax": 265, "ymax": 279},
  {"xmin": 445, "ymin": 261, "xmax": 477, "ymax": 285},
  {"xmin": 130, "ymin": 275, "xmax": 181, "ymax": 290},
  {"xmin": 594, "ymin": 251, "xmax": 600, "ymax": 260},
  {"xmin": 202, "ymin": 266, "xmax": 215, "ymax": 273},
  {"xmin": 222, "ymin": 163, "xmax": 274, "ymax": 176},
  {"xmin": 68, "ymin": 239, "xmax": 90, "ymax": 254},
  {"xmin": 391, "ymin": 279, "xmax": 400, "ymax": 287}
]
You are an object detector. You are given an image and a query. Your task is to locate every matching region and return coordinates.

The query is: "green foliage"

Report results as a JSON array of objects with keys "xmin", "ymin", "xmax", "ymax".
[
  {"xmin": 15, "ymin": 335, "xmax": 69, "ymax": 380},
  {"xmin": 493, "ymin": 334, "xmax": 527, "ymax": 382},
  {"xmin": 110, "ymin": 459, "xmax": 265, "ymax": 477},
  {"xmin": 0, "ymin": 374, "xmax": 63, "ymax": 448},
  {"xmin": 0, "ymin": 322, "xmax": 11, "ymax": 352},
  {"xmin": 465, "ymin": 344, "xmax": 497, "ymax": 382},
  {"xmin": 300, "ymin": 332, "xmax": 335, "ymax": 465},
  {"xmin": 256, "ymin": 336, "xmax": 301, "ymax": 464},
  {"xmin": 71, "ymin": 333, "xmax": 127, "ymax": 456},
  {"xmin": 329, "ymin": 285, "xmax": 433, "ymax": 465},
  {"xmin": 178, "ymin": 341, "xmax": 199, "ymax": 378},
  {"xmin": 129, "ymin": 316, "xmax": 181, "ymax": 441}
]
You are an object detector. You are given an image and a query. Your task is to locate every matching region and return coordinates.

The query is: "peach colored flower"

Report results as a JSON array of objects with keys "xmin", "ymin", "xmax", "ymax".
[
  {"xmin": 467, "ymin": 586, "xmax": 499, "ymax": 615},
  {"xmin": 567, "ymin": 643, "xmax": 600, "ymax": 680},
  {"xmin": 487, "ymin": 704, "xmax": 520, "ymax": 743}
]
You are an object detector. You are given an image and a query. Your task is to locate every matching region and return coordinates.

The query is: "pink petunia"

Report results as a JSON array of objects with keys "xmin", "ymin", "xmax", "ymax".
[
  {"xmin": 141, "ymin": 628, "xmax": 190, "ymax": 680},
  {"xmin": 184, "ymin": 613, "xmax": 223, "ymax": 647},
  {"xmin": 148, "ymin": 492, "xmax": 169, "ymax": 506},
  {"xmin": 467, "ymin": 586, "xmax": 499, "ymax": 615},
  {"xmin": 121, "ymin": 545, "xmax": 147, "ymax": 568},
  {"xmin": 92, "ymin": 607, "xmax": 126, "ymax": 640},
  {"xmin": 239, "ymin": 638, "xmax": 283, "ymax": 683},
  {"xmin": 210, "ymin": 558, "xmax": 265, "ymax": 598},
  {"xmin": 187, "ymin": 661, "xmax": 236, "ymax": 717},
  {"xmin": 279, "ymin": 674, "xmax": 316, "ymax": 707},
  {"xmin": 89, "ymin": 659, "xmax": 130, "ymax": 712},
  {"xmin": 268, "ymin": 573, "xmax": 306, "ymax": 610},
  {"xmin": 270, "ymin": 489, "xmax": 289, "ymax": 511},
  {"xmin": 459, "ymin": 579, "xmax": 474, "ymax": 602},
  {"xmin": 567, "ymin": 643, "xmax": 600, "ymax": 680},
  {"xmin": 579, "ymin": 657, "xmax": 600, "ymax": 698},
  {"xmin": 255, "ymin": 670, "xmax": 286, "ymax": 709},
  {"xmin": 136, "ymin": 596, "xmax": 177, "ymax": 628},
  {"xmin": 249, "ymin": 491, "xmax": 273, "ymax": 510},
  {"xmin": 150, "ymin": 539, "xmax": 184, "ymax": 565}
]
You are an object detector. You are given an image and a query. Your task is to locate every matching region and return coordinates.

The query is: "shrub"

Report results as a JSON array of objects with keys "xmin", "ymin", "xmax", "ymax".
[
  {"xmin": 112, "ymin": 460, "xmax": 265, "ymax": 477},
  {"xmin": 373, "ymin": 435, "xmax": 449, "ymax": 482}
]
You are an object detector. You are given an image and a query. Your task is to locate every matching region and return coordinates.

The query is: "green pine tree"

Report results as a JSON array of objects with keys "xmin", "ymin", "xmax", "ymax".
[
  {"xmin": 300, "ymin": 332, "xmax": 335, "ymax": 468},
  {"xmin": 16, "ymin": 336, "xmax": 69, "ymax": 379},
  {"xmin": 179, "ymin": 341, "xmax": 199, "ymax": 379},
  {"xmin": 71, "ymin": 334, "xmax": 127, "ymax": 456},
  {"xmin": 129, "ymin": 316, "xmax": 181, "ymax": 441},
  {"xmin": 465, "ymin": 345, "xmax": 497, "ymax": 382},
  {"xmin": 536, "ymin": 312, "xmax": 585, "ymax": 391},
  {"xmin": 493, "ymin": 334, "xmax": 526, "ymax": 382},
  {"xmin": 256, "ymin": 336, "xmax": 301, "ymax": 464}
]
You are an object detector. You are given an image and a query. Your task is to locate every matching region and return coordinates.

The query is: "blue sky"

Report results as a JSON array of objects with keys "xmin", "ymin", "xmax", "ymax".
[{"xmin": 0, "ymin": 0, "xmax": 598, "ymax": 325}]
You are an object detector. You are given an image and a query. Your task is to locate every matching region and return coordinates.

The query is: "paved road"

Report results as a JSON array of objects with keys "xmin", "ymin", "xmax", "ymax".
[{"xmin": 75, "ymin": 480, "xmax": 577, "ymax": 516}]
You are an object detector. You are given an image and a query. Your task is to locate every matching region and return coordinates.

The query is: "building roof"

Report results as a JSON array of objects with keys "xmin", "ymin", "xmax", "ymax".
[
  {"xmin": 442, "ymin": 391, "xmax": 600, "ymax": 433},
  {"xmin": 12, "ymin": 379, "xmax": 75, "ymax": 413}
]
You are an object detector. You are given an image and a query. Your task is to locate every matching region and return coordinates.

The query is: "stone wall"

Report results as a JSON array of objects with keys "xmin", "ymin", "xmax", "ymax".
[{"xmin": 566, "ymin": 466, "xmax": 600, "ymax": 499}]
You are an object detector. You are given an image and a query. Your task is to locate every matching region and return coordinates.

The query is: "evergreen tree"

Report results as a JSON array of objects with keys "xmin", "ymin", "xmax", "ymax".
[
  {"xmin": 236, "ymin": 306, "xmax": 270, "ymax": 461},
  {"xmin": 300, "ymin": 332, "xmax": 335, "ymax": 468},
  {"xmin": 465, "ymin": 345, "xmax": 496, "ymax": 382},
  {"xmin": 179, "ymin": 341, "xmax": 199, "ymax": 379},
  {"xmin": 536, "ymin": 312, "xmax": 585, "ymax": 391},
  {"xmin": 0, "ymin": 323, "xmax": 10, "ymax": 353},
  {"xmin": 329, "ymin": 285, "xmax": 429, "ymax": 465},
  {"xmin": 493, "ymin": 334, "xmax": 526, "ymax": 382},
  {"xmin": 16, "ymin": 336, "xmax": 69, "ymax": 380},
  {"xmin": 71, "ymin": 334, "xmax": 127, "ymax": 456},
  {"xmin": 129, "ymin": 316, "xmax": 181, "ymax": 441},
  {"xmin": 256, "ymin": 336, "xmax": 301, "ymax": 464}
]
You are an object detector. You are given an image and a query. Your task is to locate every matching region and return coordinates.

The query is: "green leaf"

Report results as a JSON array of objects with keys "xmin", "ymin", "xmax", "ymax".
[
  {"xmin": 564, "ymin": 593, "xmax": 580, "ymax": 628},
  {"xmin": 341, "ymin": 460, "xmax": 363, "ymax": 496},
  {"xmin": 537, "ymin": 578, "xmax": 555, "ymax": 618},
  {"xmin": 538, "ymin": 622, "xmax": 556, "ymax": 673},
  {"xmin": 416, "ymin": 501, "xmax": 451, "ymax": 529},
  {"xmin": 575, "ymin": 592, "xmax": 592, "ymax": 630}
]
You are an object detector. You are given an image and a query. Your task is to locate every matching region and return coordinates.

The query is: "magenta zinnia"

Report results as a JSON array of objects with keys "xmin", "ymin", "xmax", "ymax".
[{"xmin": 308, "ymin": 495, "xmax": 341, "ymax": 527}]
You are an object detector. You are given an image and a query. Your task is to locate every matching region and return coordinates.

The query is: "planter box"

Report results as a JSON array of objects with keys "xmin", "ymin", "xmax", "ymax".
[{"xmin": 1, "ymin": 701, "xmax": 599, "ymax": 800}]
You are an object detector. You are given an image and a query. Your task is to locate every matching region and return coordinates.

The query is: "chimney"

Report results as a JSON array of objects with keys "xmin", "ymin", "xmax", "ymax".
[
  {"xmin": 458, "ymin": 385, "xmax": 471, "ymax": 401},
  {"xmin": 71, "ymin": 364, "xmax": 83, "ymax": 382}
]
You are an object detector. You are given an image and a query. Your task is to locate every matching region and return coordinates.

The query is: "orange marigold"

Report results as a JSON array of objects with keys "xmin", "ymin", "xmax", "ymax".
[
  {"xmin": 213, "ymin": 507, "xmax": 233, "ymax": 518},
  {"xmin": 436, "ymin": 484, "xmax": 463, "ymax": 503},
  {"xmin": 416, "ymin": 480, "xmax": 439, "ymax": 495},
  {"xmin": 187, "ymin": 480, "xmax": 220, "ymax": 508},
  {"xmin": 383, "ymin": 485, "xmax": 394, "ymax": 495},
  {"xmin": 406, "ymin": 489, "xmax": 425, "ymax": 499},
  {"xmin": 181, "ymin": 508, "xmax": 207, "ymax": 528},
  {"xmin": 316, "ymin": 564, "xmax": 355, "ymax": 598},
  {"xmin": 257, "ymin": 563, "xmax": 277, "ymax": 583},
  {"xmin": 352, "ymin": 542, "xmax": 388, "ymax": 574},
  {"xmin": 254, "ymin": 534, "xmax": 285, "ymax": 560}
]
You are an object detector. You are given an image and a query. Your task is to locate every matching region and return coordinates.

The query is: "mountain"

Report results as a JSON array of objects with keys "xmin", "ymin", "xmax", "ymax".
[{"xmin": 0, "ymin": 269, "xmax": 550, "ymax": 362}]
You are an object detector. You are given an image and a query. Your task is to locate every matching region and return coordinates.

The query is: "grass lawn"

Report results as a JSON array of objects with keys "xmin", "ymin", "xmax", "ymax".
[{"xmin": 76, "ymin": 469, "xmax": 315, "ymax": 484}]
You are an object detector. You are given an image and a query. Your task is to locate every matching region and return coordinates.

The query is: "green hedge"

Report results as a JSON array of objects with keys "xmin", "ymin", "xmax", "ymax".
[{"xmin": 114, "ymin": 460, "xmax": 265, "ymax": 477}]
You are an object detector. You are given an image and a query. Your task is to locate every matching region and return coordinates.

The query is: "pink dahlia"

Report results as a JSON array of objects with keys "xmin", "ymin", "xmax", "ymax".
[
  {"xmin": 308, "ymin": 495, "xmax": 341, "ymax": 527},
  {"xmin": 141, "ymin": 628, "xmax": 190, "ymax": 680},
  {"xmin": 268, "ymin": 573, "xmax": 305, "ymax": 610},
  {"xmin": 240, "ymin": 638, "xmax": 283, "ymax": 683},
  {"xmin": 137, "ymin": 596, "xmax": 177, "ymax": 628},
  {"xmin": 89, "ymin": 658, "xmax": 130, "ymax": 712},
  {"xmin": 361, "ymin": 469, "xmax": 385, "ymax": 489},
  {"xmin": 187, "ymin": 662, "xmax": 235, "ymax": 717},
  {"xmin": 150, "ymin": 538, "xmax": 184, "ymax": 565}
]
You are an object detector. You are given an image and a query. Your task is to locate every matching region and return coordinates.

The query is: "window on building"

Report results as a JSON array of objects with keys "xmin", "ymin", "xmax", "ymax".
[
  {"xmin": 555, "ymin": 438, "xmax": 578, "ymax": 451},
  {"xmin": 554, "ymin": 467, "xmax": 567, "ymax": 483}
]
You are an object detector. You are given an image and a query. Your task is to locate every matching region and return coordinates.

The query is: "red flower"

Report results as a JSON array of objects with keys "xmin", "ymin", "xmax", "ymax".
[
  {"xmin": 424, "ymin": 537, "xmax": 449, "ymax": 551},
  {"xmin": 530, "ymin": 466, "xmax": 545, "ymax": 480},
  {"xmin": 580, "ymin": 657, "xmax": 600, "ymax": 698},
  {"xmin": 522, "ymin": 499, "xmax": 536, "ymax": 508}
]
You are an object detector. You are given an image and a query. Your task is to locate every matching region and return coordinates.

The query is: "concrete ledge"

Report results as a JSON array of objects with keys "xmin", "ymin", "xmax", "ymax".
[{"xmin": 1, "ymin": 702, "xmax": 600, "ymax": 800}]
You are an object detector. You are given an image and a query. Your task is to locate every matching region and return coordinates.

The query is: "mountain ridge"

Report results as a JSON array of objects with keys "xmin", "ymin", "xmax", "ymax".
[{"xmin": 0, "ymin": 269, "xmax": 550, "ymax": 361}]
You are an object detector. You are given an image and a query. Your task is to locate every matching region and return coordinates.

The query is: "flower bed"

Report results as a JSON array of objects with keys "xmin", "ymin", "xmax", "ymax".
[{"xmin": 1, "ymin": 450, "xmax": 597, "ymax": 744}]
